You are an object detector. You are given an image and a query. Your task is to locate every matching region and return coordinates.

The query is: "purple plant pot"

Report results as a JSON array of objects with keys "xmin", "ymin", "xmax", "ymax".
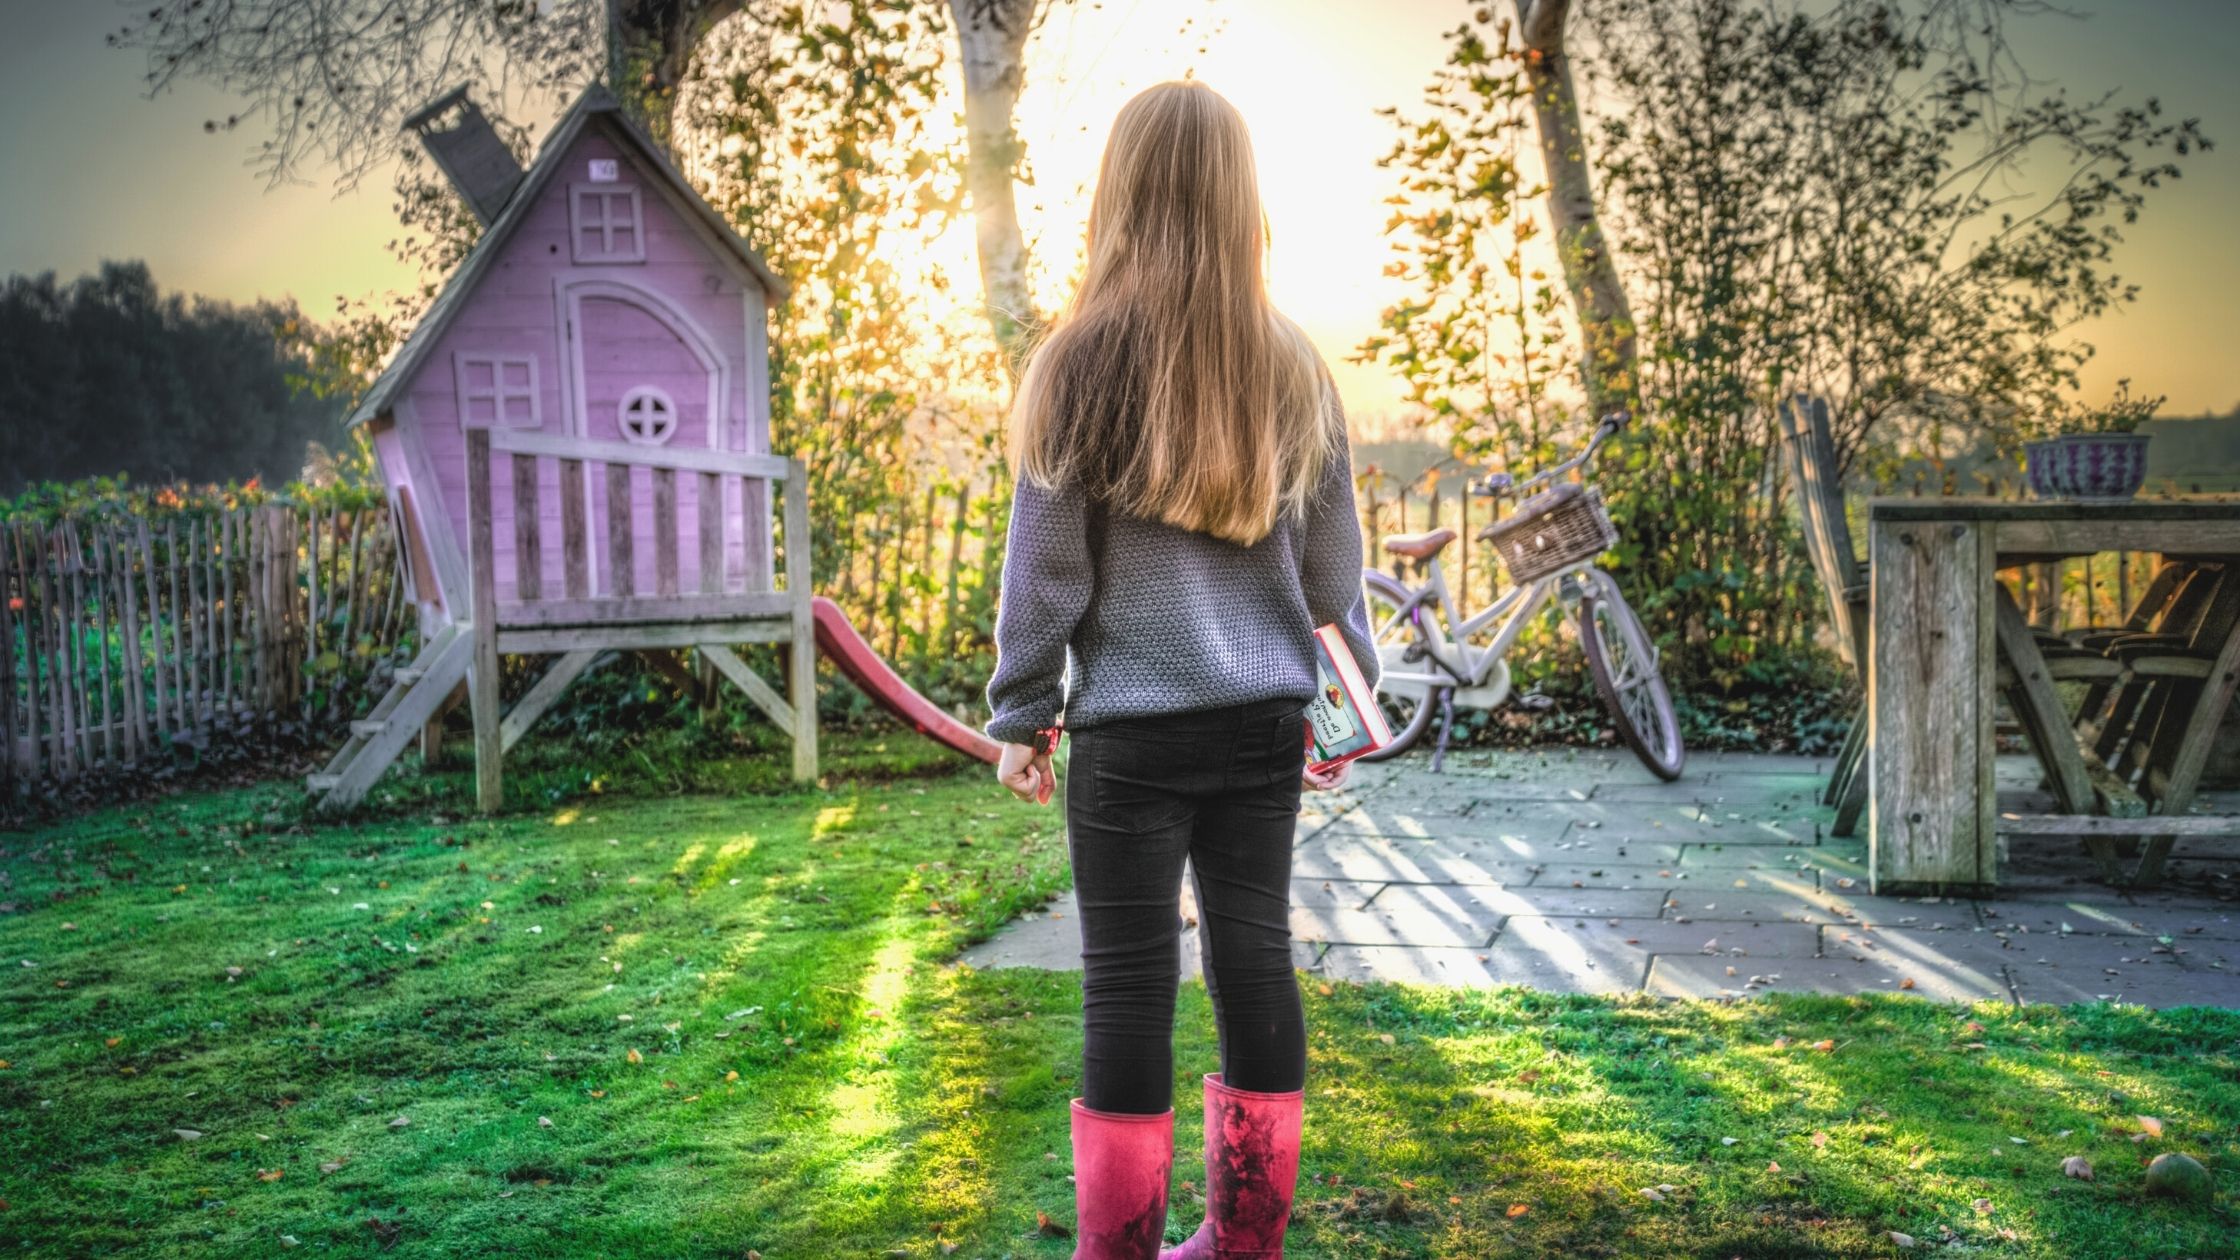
[{"xmin": 2024, "ymin": 433, "xmax": 2151, "ymax": 503}]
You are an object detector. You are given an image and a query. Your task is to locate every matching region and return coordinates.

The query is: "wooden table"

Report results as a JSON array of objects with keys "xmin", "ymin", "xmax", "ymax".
[{"xmin": 1866, "ymin": 498, "xmax": 2240, "ymax": 894}]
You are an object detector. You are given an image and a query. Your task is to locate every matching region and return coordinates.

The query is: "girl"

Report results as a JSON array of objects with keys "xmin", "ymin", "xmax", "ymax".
[{"xmin": 984, "ymin": 80, "xmax": 1377, "ymax": 1260}]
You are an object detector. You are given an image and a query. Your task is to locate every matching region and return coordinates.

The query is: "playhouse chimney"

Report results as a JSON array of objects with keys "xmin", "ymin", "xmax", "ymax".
[{"xmin": 403, "ymin": 86, "xmax": 524, "ymax": 226}]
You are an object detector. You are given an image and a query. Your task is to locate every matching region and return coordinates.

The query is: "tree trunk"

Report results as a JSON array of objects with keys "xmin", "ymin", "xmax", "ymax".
[
  {"xmin": 609, "ymin": 0, "xmax": 743, "ymax": 151},
  {"xmin": 1513, "ymin": 0, "xmax": 1636, "ymax": 412},
  {"xmin": 949, "ymin": 0, "xmax": 1042, "ymax": 373}
]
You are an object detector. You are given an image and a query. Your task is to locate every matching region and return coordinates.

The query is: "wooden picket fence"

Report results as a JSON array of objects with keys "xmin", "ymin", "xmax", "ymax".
[
  {"xmin": 824, "ymin": 473, "xmax": 1008, "ymax": 683},
  {"xmin": 2, "ymin": 502, "xmax": 411, "ymax": 794}
]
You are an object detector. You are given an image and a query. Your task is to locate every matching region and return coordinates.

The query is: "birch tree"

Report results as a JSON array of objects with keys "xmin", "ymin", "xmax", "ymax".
[
  {"xmin": 949, "ymin": 0, "xmax": 1044, "ymax": 370},
  {"xmin": 1509, "ymin": 0, "xmax": 1635, "ymax": 411}
]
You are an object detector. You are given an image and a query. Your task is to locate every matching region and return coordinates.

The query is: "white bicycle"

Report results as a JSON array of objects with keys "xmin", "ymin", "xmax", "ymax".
[{"xmin": 1359, "ymin": 411, "xmax": 1685, "ymax": 779}]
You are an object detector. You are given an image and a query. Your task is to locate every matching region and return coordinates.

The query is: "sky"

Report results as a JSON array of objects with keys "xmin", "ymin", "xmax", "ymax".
[{"xmin": 3, "ymin": 0, "xmax": 2237, "ymax": 423}]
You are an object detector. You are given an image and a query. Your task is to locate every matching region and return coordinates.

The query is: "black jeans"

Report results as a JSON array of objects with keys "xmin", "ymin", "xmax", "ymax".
[{"xmin": 1066, "ymin": 697, "xmax": 1309, "ymax": 1115}]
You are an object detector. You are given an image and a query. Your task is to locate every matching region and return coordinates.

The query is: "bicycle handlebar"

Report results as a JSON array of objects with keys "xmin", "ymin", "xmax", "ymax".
[{"xmin": 1470, "ymin": 410, "xmax": 1629, "ymax": 498}]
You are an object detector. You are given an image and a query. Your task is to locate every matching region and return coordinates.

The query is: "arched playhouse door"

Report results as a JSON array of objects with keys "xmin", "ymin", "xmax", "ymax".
[{"xmin": 558, "ymin": 278, "xmax": 739, "ymax": 597}]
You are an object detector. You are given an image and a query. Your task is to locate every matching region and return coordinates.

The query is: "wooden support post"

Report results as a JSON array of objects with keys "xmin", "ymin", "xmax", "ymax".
[
  {"xmin": 783, "ymin": 459, "xmax": 818, "ymax": 782},
  {"xmin": 467, "ymin": 429, "xmax": 503, "ymax": 812},
  {"xmin": 421, "ymin": 680, "xmax": 467, "ymax": 765},
  {"xmin": 1870, "ymin": 515, "xmax": 1997, "ymax": 894},
  {"xmin": 500, "ymin": 649, "xmax": 600, "ymax": 752},
  {"xmin": 699, "ymin": 643, "xmax": 795, "ymax": 731}
]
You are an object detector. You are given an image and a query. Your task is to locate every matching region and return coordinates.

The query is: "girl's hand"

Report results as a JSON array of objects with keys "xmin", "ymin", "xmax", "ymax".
[
  {"xmin": 998, "ymin": 741, "xmax": 1057, "ymax": 805},
  {"xmin": 1303, "ymin": 760, "xmax": 1351, "ymax": 793}
]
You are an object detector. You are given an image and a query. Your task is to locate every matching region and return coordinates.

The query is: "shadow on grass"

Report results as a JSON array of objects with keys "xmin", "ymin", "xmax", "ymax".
[{"xmin": 1290, "ymin": 984, "xmax": 2240, "ymax": 1259}]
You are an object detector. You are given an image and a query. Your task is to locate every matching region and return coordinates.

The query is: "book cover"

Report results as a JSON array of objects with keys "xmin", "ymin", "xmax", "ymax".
[{"xmin": 1306, "ymin": 623, "xmax": 1391, "ymax": 773}]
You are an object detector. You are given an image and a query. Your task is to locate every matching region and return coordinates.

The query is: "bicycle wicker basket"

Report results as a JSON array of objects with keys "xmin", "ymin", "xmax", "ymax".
[{"xmin": 1480, "ymin": 483, "xmax": 1618, "ymax": 583}]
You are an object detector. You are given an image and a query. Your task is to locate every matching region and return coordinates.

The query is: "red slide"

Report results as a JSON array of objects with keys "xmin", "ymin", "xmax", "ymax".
[{"xmin": 811, "ymin": 596, "xmax": 1003, "ymax": 764}]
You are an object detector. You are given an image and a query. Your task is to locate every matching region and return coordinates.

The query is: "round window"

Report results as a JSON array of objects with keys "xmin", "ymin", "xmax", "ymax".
[{"xmin": 618, "ymin": 386, "xmax": 677, "ymax": 445}]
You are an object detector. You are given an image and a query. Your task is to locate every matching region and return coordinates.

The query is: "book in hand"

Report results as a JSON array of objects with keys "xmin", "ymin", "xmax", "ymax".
[{"xmin": 1305, "ymin": 623, "xmax": 1391, "ymax": 774}]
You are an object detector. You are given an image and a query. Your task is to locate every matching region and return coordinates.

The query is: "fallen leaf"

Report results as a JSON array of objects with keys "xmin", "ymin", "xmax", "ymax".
[
  {"xmin": 319, "ymin": 1160, "xmax": 347, "ymax": 1175},
  {"xmin": 1639, "ymin": 1187, "xmax": 1665, "ymax": 1201},
  {"xmin": 2137, "ymin": 1115, "xmax": 2164, "ymax": 1138},
  {"xmin": 1971, "ymin": 1197, "xmax": 1992, "ymax": 1214},
  {"xmin": 537, "ymin": 1116, "xmax": 553, "ymax": 1129},
  {"xmin": 257, "ymin": 1168, "xmax": 284, "ymax": 1182},
  {"xmin": 1887, "ymin": 1231, "xmax": 1917, "ymax": 1248},
  {"xmin": 388, "ymin": 1116, "xmax": 410, "ymax": 1130},
  {"xmin": 1034, "ymin": 1211, "xmax": 1071, "ymax": 1239},
  {"xmin": 1506, "ymin": 1203, "xmax": 1529, "ymax": 1218},
  {"xmin": 626, "ymin": 1048, "xmax": 644, "ymax": 1064},
  {"xmin": 1809, "ymin": 1039, "xmax": 1836, "ymax": 1053},
  {"xmin": 1899, "ymin": 978, "xmax": 1916, "ymax": 991},
  {"xmin": 174, "ymin": 1129, "xmax": 204, "ymax": 1142},
  {"xmin": 724, "ymin": 1070, "xmax": 740, "ymax": 1083},
  {"xmin": 1811, "ymin": 1131, "xmax": 1829, "ymax": 1150},
  {"xmin": 2061, "ymin": 1155, "xmax": 2094, "ymax": 1181}
]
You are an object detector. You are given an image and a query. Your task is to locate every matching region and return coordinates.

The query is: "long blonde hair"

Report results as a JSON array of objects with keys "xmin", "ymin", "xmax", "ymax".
[{"xmin": 1010, "ymin": 80, "xmax": 1337, "ymax": 547}]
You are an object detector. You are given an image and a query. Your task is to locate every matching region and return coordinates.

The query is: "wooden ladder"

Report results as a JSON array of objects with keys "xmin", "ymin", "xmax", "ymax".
[{"xmin": 306, "ymin": 622, "xmax": 474, "ymax": 810}]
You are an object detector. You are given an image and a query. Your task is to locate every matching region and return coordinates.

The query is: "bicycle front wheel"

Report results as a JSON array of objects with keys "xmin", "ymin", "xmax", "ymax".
[
  {"xmin": 1574, "ymin": 569, "xmax": 1685, "ymax": 780},
  {"xmin": 1357, "ymin": 569, "xmax": 1440, "ymax": 761}
]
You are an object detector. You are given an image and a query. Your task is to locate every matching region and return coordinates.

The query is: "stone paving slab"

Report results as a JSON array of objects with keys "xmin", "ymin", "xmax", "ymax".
[
  {"xmin": 1981, "ymin": 899, "xmax": 2240, "ymax": 941},
  {"xmin": 1287, "ymin": 877, "xmax": 1388, "ymax": 910},
  {"xmin": 1657, "ymin": 885, "xmax": 1856, "ymax": 925},
  {"xmin": 1648, "ymin": 951, "xmax": 2011, "ymax": 1004},
  {"xmin": 1527, "ymin": 860, "xmax": 1692, "ymax": 889},
  {"xmin": 952, "ymin": 751, "xmax": 2239, "ymax": 1009},
  {"xmin": 1515, "ymin": 802, "xmax": 1825, "ymax": 846},
  {"xmin": 1293, "ymin": 896, "xmax": 1502, "ymax": 948},
  {"xmin": 1676, "ymin": 841, "xmax": 1863, "ymax": 869},
  {"xmin": 1313, "ymin": 943, "xmax": 1622, "ymax": 991},
  {"xmin": 1290, "ymin": 835, "xmax": 1542, "ymax": 886}
]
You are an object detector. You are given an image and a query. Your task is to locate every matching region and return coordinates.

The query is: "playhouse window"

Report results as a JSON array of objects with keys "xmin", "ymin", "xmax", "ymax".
[
  {"xmin": 618, "ymin": 386, "xmax": 678, "ymax": 446},
  {"xmin": 571, "ymin": 184, "xmax": 645, "ymax": 263},
  {"xmin": 453, "ymin": 353, "xmax": 539, "ymax": 428}
]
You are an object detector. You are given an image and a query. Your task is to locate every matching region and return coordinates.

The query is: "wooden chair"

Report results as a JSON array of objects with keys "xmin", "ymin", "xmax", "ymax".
[
  {"xmin": 2094, "ymin": 564, "xmax": 2240, "ymax": 882},
  {"xmin": 1775, "ymin": 395, "xmax": 1871, "ymax": 835}
]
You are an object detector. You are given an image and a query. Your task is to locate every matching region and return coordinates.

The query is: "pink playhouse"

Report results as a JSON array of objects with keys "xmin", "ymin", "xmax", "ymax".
[{"xmin": 312, "ymin": 83, "xmax": 816, "ymax": 809}]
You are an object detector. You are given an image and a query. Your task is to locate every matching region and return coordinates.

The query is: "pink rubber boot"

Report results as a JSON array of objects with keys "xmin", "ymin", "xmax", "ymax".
[
  {"xmin": 1070, "ymin": 1099, "xmax": 1175, "ymax": 1259},
  {"xmin": 1162, "ymin": 1074, "xmax": 1305, "ymax": 1258}
]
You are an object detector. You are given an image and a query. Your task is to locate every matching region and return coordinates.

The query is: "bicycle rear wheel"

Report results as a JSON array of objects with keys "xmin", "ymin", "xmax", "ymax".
[
  {"xmin": 1574, "ymin": 569, "xmax": 1685, "ymax": 780},
  {"xmin": 1358, "ymin": 569, "xmax": 1440, "ymax": 761}
]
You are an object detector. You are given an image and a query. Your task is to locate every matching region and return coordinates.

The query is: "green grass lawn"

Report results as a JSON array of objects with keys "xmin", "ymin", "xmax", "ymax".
[{"xmin": 2, "ymin": 747, "xmax": 2237, "ymax": 1258}]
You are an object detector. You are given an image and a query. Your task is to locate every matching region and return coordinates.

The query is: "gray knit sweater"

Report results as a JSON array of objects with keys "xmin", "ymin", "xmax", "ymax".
[{"xmin": 983, "ymin": 426, "xmax": 1379, "ymax": 744}]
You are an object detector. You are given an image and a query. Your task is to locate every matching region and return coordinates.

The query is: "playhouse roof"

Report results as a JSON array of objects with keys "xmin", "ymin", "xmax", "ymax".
[{"xmin": 347, "ymin": 83, "xmax": 787, "ymax": 429}]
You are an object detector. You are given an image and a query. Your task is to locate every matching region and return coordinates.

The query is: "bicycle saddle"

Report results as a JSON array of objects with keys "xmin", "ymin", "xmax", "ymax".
[{"xmin": 1382, "ymin": 527, "xmax": 1457, "ymax": 560}]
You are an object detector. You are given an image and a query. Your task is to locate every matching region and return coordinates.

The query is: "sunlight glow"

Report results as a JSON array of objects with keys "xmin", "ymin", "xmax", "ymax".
[{"xmin": 813, "ymin": 804, "xmax": 859, "ymax": 840}]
